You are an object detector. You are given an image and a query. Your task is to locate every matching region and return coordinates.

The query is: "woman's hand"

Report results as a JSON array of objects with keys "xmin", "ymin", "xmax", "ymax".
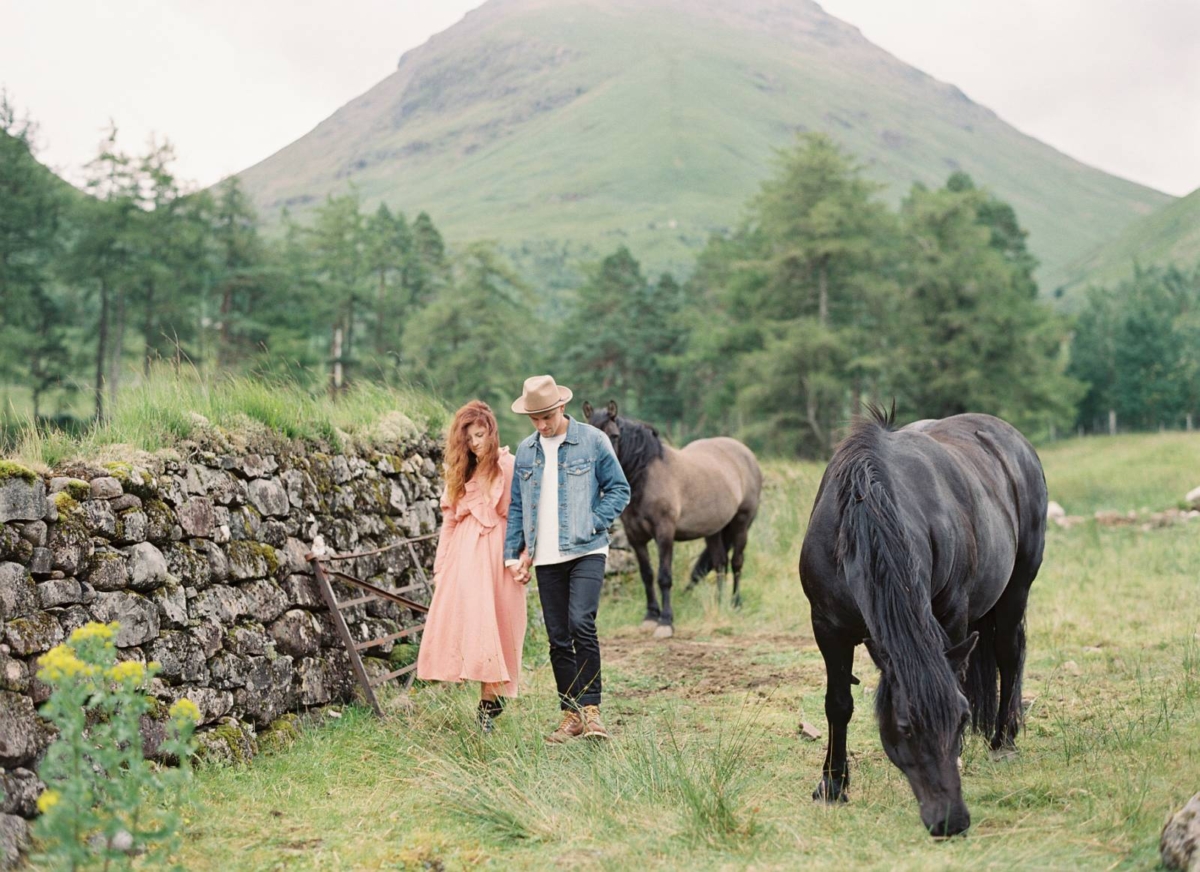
[{"xmin": 510, "ymin": 553, "xmax": 532, "ymax": 585}]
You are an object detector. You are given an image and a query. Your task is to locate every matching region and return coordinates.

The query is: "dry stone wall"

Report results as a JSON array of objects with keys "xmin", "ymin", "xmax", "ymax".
[{"xmin": 0, "ymin": 437, "xmax": 443, "ymax": 856}]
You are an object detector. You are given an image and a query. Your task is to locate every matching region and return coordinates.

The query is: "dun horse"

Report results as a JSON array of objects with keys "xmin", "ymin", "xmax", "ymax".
[
  {"xmin": 583, "ymin": 401, "xmax": 762, "ymax": 639},
  {"xmin": 799, "ymin": 404, "xmax": 1046, "ymax": 837}
]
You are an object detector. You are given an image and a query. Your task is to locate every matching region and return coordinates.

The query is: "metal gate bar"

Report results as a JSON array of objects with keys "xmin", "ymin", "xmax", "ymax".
[{"xmin": 306, "ymin": 533, "xmax": 436, "ymax": 716}]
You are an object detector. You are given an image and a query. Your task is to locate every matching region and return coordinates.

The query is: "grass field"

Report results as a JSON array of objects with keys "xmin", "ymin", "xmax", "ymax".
[{"xmin": 147, "ymin": 433, "xmax": 1200, "ymax": 869}]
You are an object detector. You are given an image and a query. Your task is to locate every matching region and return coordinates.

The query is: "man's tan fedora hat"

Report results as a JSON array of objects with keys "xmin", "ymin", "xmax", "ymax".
[{"xmin": 511, "ymin": 375, "xmax": 573, "ymax": 415}]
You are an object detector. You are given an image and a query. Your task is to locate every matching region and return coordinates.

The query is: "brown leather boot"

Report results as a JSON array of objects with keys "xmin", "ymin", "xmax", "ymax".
[
  {"xmin": 544, "ymin": 709, "xmax": 584, "ymax": 744},
  {"xmin": 580, "ymin": 705, "xmax": 610, "ymax": 740}
]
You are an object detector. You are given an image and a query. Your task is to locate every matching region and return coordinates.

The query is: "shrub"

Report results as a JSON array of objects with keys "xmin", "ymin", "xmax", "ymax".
[{"xmin": 33, "ymin": 621, "xmax": 199, "ymax": 870}]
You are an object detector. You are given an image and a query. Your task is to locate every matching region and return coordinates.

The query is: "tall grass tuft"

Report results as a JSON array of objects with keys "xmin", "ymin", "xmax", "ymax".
[
  {"xmin": 2, "ymin": 366, "xmax": 447, "ymax": 467},
  {"xmin": 603, "ymin": 705, "xmax": 764, "ymax": 846}
]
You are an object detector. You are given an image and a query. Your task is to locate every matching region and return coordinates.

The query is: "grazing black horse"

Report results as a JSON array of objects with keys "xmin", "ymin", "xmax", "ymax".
[
  {"xmin": 799, "ymin": 405, "xmax": 1046, "ymax": 837},
  {"xmin": 583, "ymin": 401, "xmax": 762, "ymax": 639}
]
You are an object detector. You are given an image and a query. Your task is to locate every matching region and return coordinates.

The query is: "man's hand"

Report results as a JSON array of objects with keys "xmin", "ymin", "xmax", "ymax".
[{"xmin": 510, "ymin": 552, "xmax": 533, "ymax": 585}]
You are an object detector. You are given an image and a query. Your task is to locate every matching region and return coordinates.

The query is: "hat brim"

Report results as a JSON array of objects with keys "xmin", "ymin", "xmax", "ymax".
[{"xmin": 511, "ymin": 386, "xmax": 573, "ymax": 415}]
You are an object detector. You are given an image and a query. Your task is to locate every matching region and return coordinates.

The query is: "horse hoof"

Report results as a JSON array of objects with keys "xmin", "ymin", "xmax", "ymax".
[
  {"xmin": 653, "ymin": 624, "xmax": 674, "ymax": 640},
  {"xmin": 640, "ymin": 619, "xmax": 659, "ymax": 632},
  {"xmin": 812, "ymin": 785, "xmax": 848, "ymax": 804}
]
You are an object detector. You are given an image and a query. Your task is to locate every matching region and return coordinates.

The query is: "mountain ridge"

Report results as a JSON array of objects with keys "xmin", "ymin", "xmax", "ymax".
[
  {"xmin": 234, "ymin": 0, "xmax": 1172, "ymax": 293},
  {"xmin": 1056, "ymin": 184, "xmax": 1200, "ymax": 297}
]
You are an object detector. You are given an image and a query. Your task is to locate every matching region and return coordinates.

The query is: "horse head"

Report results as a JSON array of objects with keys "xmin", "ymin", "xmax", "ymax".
[
  {"xmin": 866, "ymin": 633, "xmax": 978, "ymax": 837},
  {"xmin": 582, "ymin": 400, "xmax": 623, "ymax": 455}
]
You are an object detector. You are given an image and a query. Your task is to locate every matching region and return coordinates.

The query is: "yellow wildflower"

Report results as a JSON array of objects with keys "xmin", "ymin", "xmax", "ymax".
[
  {"xmin": 37, "ymin": 645, "xmax": 92, "ymax": 682},
  {"xmin": 36, "ymin": 789, "xmax": 60, "ymax": 814},
  {"xmin": 169, "ymin": 698, "xmax": 201, "ymax": 725},
  {"xmin": 106, "ymin": 660, "xmax": 147, "ymax": 684},
  {"xmin": 69, "ymin": 621, "xmax": 118, "ymax": 644}
]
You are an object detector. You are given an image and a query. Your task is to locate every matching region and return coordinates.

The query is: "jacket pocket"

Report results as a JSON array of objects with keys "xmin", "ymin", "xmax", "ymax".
[{"xmin": 565, "ymin": 460, "xmax": 596, "ymax": 543}]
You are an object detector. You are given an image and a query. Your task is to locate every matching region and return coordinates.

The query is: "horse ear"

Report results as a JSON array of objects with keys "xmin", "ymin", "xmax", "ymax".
[
  {"xmin": 582, "ymin": 401, "xmax": 593, "ymax": 420},
  {"xmin": 945, "ymin": 631, "xmax": 979, "ymax": 682},
  {"xmin": 607, "ymin": 399, "xmax": 619, "ymax": 417}
]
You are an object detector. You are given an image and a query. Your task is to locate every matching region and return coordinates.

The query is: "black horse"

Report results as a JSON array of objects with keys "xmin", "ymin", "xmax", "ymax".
[
  {"xmin": 583, "ymin": 401, "xmax": 762, "ymax": 639},
  {"xmin": 799, "ymin": 404, "xmax": 1046, "ymax": 837}
]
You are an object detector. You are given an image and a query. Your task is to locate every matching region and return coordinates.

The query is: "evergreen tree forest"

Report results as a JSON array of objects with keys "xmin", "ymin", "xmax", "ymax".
[{"xmin": 2, "ymin": 96, "xmax": 1196, "ymax": 457}]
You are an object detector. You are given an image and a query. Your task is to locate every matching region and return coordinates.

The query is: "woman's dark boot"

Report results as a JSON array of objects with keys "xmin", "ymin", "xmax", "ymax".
[{"xmin": 477, "ymin": 698, "xmax": 504, "ymax": 733}]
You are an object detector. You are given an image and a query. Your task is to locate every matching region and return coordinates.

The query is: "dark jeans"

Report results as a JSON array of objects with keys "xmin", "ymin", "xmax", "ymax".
[{"xmin": 536, "ymin": 554, "xmax": 606, "ymax": 709}]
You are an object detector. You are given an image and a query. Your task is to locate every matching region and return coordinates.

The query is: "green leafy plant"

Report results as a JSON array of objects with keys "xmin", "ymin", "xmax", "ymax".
[{"xmin": 32, "ymin": 621, "xmax": 200, "ymax": 871}]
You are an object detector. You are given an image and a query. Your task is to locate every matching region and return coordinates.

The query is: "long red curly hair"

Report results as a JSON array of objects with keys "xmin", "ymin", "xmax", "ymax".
[{"xmin": 443, "ymin": 400, "xmax": 500, "ymax": 505}]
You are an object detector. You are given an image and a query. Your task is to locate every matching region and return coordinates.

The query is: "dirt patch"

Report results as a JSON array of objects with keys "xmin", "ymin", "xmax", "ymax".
[{"xmin": 603, "ymin": 629, "xmax": 825, "ymax": 701}]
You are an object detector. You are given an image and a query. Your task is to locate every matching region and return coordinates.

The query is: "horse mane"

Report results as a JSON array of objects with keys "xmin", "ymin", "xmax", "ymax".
[
  {"xmin": 832, "ymin": 403, "xmax": 962, "ymax": 741},
  {"xmin": 607, "ymin": 413, "xmax": 664, "ymax": 494}
]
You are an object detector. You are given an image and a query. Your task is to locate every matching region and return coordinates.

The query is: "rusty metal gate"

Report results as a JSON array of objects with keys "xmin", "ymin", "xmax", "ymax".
[{"xmin": 305, "ymin": 533, "xmax": 435, "ymax": 716}]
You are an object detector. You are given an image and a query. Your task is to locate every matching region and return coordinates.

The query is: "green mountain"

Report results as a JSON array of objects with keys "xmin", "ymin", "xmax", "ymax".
[
  {"xmin": 1054, "ymin": 185, "xmax": 1200, "ymax": 300},
  {"xmin": 234, "ymin": 0, "xmax": 1171, "ymax": 290}
]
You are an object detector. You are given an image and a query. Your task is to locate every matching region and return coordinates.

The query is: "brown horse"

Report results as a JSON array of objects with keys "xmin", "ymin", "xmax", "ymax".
[{"xmin": 583, "ymin": 401, "xmax": 762, "ymax": 639}]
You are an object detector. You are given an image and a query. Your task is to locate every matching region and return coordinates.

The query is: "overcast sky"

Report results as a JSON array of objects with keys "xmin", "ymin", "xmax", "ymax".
[{"xmin": 4, "ymin": 0, "xmax": 1198, "ymax": 196}]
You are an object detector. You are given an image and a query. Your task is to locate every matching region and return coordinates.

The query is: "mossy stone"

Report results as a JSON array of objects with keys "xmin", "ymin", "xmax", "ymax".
[
  {"xmin": 257, "ymin": 713, "xmax": 303, "ymax": 755},
  {"xmin": 0, "ymin": 461, "xmax": 38, "ymax": 483}
]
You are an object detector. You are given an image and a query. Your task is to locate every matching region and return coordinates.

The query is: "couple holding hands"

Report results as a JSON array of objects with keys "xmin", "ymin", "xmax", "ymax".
[{"xmin": 415, "ymin": 375, "xmax": 631, "ymax": 741}]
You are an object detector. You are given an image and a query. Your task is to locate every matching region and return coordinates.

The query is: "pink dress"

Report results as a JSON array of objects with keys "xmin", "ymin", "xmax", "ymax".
[{"xmin": 416, "ymin": 449, "xmax": 527, "ymax": 697}]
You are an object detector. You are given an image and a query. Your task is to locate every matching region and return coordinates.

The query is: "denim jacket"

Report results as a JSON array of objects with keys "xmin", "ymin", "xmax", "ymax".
[{"xmin": 504, "ymin": 416, "xmax": 631, "ymax": 561}]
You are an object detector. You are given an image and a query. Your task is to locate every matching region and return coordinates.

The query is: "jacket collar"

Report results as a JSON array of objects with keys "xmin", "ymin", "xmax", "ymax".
[
  {"xmin": 527, "ymin": 414, "xmax": 579, "ymax": 449},
  {"xmin": 563, "ymin": 415, "xmax": 581, "ymax": 445}
]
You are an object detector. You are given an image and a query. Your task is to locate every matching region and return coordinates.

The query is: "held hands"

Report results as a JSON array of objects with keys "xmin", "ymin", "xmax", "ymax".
[{"xmin": 509, "ymin": 552, "xmax": 532, "ymax": 585}]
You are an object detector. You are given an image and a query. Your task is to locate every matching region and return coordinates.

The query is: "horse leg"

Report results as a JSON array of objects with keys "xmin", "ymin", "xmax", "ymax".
[
  {"xmin": 705, "ymin": 533, "xmax": 728, "ymax": 605},
  {"xmin": 685, "ymin": 550, "xmax": 710, "ymax": 591},
  {"xmin": 653, "ymin": 534, "xmax": 676, "ymax": 639},
  {"xmin": 812, "ymin": 625, "xmax": 856, "ymax": 804},
  {"xmin": 990, "ymin": 581, "xmax": 1032, "ymax": 751},
  {"xmin": 727, "ymin": 516, "xmax": 752, "ymax": 609},
  {"xmin": 633, "ymin": 540, "xmax": 660, "ymax": 631}
]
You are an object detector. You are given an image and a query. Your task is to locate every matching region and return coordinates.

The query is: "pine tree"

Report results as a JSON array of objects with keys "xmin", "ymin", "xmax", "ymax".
[
  {"xmin": 890, "ymin": 176, "xmax": 1081, "ymax": 434},
  {"xmin": 402, "ymin": 242, "xmax": 540, "ymax": 419},
  {"xmin": 0, "ymin": 93, "xmax": 71, "ymax": 416}
]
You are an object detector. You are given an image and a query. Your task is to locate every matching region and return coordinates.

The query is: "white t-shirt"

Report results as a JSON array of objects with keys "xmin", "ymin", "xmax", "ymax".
[{"xmin": 531, "ymin": 430, "xmax": 608, "ymax": 567}]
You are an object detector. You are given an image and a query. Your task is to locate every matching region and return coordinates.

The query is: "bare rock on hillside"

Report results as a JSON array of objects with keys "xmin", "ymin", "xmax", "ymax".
[
  {"xmin": 125, "ymin": 542, "xmax": 170, "ymax": 591},
  {"xmin": 1161, "ymin": 791, "xmax": 1200, "ymax": 871},
  {"xmin": 89, "ymin": 477, "xmax": 123, "ymax": 500},
  {"xmin": 0, "ymin": 813, "xmax": 30, "ymax": 871},
  {"xmin": 4, "ymin": 612, "xmax": 64, "ymax": 656},
  {"xmin": 0, "ymin": 691, "xmax": 51, "ymax": 769},
  {"xmin": 0, "ymin": 476, "xmax": 47, "ymax": 525},
  {"xmin": 248, "ymin": 479, "xmax": 289, "ymax": 518},
  {"xmin": 0, "ymin": 564, "xmax": 37, "ymax": 622},
  {"xmin": 0, "ymin": 768, "xmax": 44, "ymax": 818},
  {"xmin": 90, "ymin": 591, "xmax": 160, "ymax": 647}
]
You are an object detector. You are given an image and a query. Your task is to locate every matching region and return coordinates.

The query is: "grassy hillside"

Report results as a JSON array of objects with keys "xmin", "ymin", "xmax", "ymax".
[
  {"xmin": 1038, "ymin": 431, "xmax": 1200, "ymax": 515},
  {"xmin": 1053, "ymin": 185, "xmax": 1200, "ymax": 303},
  {"xmin": 173, "ymin": 432, "xmax": 1200, "ymax": 870},
  {"xmin": 234, "ymin": 0, "xmax": 1170, "ymax": 292}
]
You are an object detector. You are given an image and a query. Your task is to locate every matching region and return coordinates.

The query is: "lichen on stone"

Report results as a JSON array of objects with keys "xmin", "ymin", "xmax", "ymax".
[{"xmin": 0, "ymin": 460, "xmax": 38, "ymax": 483}]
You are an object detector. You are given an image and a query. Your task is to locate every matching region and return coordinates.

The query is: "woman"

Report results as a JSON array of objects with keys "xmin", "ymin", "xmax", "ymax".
[{"xmin": 416, "ymin": 400, "xmax": 527, "ymax": 732}]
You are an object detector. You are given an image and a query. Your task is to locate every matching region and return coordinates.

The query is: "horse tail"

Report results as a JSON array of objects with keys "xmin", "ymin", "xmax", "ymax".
[
  {"xmin": 964, "ymin": 610, "xmax": 999, "ymax": 736},
  {"xmin": 690, "ymin": 550, "xmax": 712, "ymax": 582}
]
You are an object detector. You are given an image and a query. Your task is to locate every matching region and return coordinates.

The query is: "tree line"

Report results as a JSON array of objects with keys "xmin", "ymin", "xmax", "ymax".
[{"xmin": 2, "ymin": 94, "xmax": 1196, "ymax": 456}]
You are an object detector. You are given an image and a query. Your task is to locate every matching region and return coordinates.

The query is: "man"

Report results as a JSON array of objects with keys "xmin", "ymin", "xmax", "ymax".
[{"xmin": 504, "ymin": 374, "xmax": 631, "ymax": 742}]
